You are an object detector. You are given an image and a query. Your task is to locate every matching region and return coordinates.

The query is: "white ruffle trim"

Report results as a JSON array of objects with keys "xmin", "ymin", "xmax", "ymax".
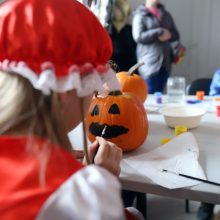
[
  {"xmin": 36, "ymin": 165, "xmax": 125, "ymax": 220},
  {"xmin": 0, "ymin": 60, "xmax": 120, "ymax": 97}
]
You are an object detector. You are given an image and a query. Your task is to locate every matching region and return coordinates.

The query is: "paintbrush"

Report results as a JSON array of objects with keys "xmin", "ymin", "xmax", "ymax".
[
  {"xmin": 92, "ymin": 125, "xmax": 107, "ymax": 163},
  {"xmin": 162, "ymin": 169, "xmax": 220, "ymax": 187}
]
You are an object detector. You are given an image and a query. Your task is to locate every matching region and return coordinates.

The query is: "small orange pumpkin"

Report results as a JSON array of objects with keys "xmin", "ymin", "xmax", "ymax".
[
  {"xmin": 85, "ymin": 90, "xmax": 148, "ymax": 152},
  {"xmin": 116, "ymin": 63, "xmax": 148, "ymax": 103}
]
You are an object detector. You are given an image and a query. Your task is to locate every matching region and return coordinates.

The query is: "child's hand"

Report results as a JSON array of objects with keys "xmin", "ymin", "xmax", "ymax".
[{"xmin": 84, "ymin": 137, "xmax": 122, "ymax": 176}]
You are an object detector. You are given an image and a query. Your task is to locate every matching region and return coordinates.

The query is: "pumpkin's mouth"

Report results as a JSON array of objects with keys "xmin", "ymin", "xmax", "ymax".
[{"xmin": 89, "ymin": 123, "xmax": 129, "ymax": 139}]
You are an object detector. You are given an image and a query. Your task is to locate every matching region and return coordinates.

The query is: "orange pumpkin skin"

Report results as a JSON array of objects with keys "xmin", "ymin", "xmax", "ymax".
[
  {"xmin": 116, "ymin": 72, "xmax": 148, "ymax": 103},
  {"xmin": 85, "ymin": 91, "xmax": 148, "ymax": 152}
]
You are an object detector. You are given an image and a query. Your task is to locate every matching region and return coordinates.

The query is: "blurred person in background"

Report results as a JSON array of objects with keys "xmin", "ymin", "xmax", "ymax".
[
  {"xmin": 196, "ymin": 68, "xmax": 220, "ymax": 220},
  {"xmin": 209, "ymin": 68, "xmax": 220, "ymax": 96},
  {"xmin": 109, "ymin": 0, "xmax": 137, "ymax": 72},
  {"xmin": 132, "ymin": 0, "xmax": 180, "ymax": 94}
]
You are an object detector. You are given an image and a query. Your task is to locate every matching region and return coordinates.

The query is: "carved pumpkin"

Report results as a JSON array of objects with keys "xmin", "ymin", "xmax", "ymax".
[
  {"xmin": 116, "ymin": 63, "xmax": 148, "ymax": 103},
  {"xmin": 85, "ymin": 90, "xmax": 148, "ymax": 152}
]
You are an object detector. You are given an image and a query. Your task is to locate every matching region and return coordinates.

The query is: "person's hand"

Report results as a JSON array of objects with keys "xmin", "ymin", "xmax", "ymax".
[
  {"xmin": 83, "ymin": 137, "xmax": 122, "ymax": 176},
  {"xmin": 158, "ymin": 28, "xmax": 171, "ymax": 42}
]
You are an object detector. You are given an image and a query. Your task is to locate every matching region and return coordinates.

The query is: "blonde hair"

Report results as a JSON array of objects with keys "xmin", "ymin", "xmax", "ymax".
[
  {"xmin": 113, "ymin": 0, "xmax": 131, "ymax": 32},
  {"xmin": 0, "ymin": 71, "xmax": 72, "ymax": 151},
  {"xmin": 0, "ymin": 71, "xmax": 73, "ymax": 185},
  {"xmin": 115, "ymin": 0, "xmax": 131, "ymax": 18}
]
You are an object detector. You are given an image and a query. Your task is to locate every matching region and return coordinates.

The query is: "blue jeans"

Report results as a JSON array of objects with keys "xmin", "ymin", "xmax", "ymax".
[{"xmin": 146, "ymin": 66, "xmax": 169, "ymax": 94}]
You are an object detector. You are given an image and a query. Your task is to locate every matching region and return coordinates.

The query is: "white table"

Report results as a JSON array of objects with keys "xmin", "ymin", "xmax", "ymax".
[
  {"xmin": 120, "ymin": 95, "xmax": 220, "ymax": 204},
  {"xmin": 68, "ymin": 95, "xmax": 220, "ymax": 204}
]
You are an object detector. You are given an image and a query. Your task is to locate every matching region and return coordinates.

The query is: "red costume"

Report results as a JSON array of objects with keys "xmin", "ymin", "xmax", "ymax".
[
  {"xmin": 0, "ymin": 136, "xmax": 83, "ymax": 219},
  {"xmin": 0, "ymin": 136, "xmax": 131, "ymax": 220}
]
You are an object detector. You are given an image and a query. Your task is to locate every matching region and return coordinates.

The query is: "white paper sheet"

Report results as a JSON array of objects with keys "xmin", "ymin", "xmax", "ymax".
[{"xmin": 122, "ymin": 132, "xmax": 206, "ymax": 189}]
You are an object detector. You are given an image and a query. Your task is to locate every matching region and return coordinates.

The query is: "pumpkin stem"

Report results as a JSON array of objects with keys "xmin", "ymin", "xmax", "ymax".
[
  {"xmin": 128, "ymin": 62, "xmax": 144, "ymax": 75},
  {"xmin": 108, "ymin": 90, "xmax": 123, "ymax": 96},
  {"xmin": 94, "ymin": 90, "xmax": 99, "ymax": 98}
]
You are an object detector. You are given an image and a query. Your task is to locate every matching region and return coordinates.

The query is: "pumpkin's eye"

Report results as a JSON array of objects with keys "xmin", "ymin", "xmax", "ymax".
[
  {"xmin": 108, "ymin": 103, "xmax": 120, "ymax": 114},
  {"xmin": 91, "ymin": 104, "xmax": 99, "ymax": 116}
]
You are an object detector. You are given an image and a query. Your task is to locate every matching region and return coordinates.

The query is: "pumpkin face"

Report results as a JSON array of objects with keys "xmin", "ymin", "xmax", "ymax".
[
  {"xmin": 116, "ymin": 72, "xmax": 148, "ymax": 103},
  {"xmin": 85, "ymin": 91, "xmax": 148, "ymax": 152}
]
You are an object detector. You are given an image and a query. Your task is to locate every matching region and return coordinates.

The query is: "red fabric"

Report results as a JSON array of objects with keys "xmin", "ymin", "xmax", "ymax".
[
  {"xmin": 0, "ymin": 136, "xmax": 83, "ymax": 220},
  {"xmin": 0, "ymin": 0, "xmax": 112, "ymax": 77},
  {"xmin": 125, "ymin": 209, "xmax": 137, "ymax": 220},
  {"xmin": 146, "ymin": 7, "xmax": 161, "ymax": 20}
]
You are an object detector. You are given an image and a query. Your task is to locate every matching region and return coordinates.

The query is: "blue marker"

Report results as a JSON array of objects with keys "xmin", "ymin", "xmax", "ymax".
[{"xmin": 186, "ymin": 100, "xmax": 202, "ymax": 104}]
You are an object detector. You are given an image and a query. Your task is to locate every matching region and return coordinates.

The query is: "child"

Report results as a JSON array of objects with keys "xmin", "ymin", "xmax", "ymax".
[
  {"xmin": 0, "ymin": 0, "xmax": 143, "ymax": 219},
  {"xmin": 209, "ymin": 68, "xmax": 220, "ymax": 96}
]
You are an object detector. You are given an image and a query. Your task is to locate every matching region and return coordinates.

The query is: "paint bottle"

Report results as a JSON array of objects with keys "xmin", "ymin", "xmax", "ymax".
[
  {"xmin": 154, "ymin": 92, "xmax": 162, "ymax": 104},
  {"xmin": 175, "ymin": 126, "xmax": 188, "ymax": 136},
  {"xmin": 161, "ymin": 138, "xmax": 171, "ymax": 145}
]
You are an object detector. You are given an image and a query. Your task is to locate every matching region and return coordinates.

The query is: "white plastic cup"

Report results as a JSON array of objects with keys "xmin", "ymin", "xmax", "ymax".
[{"xmin": 167, "ymin": 76, "xmax": 186, "ymax": 103}]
